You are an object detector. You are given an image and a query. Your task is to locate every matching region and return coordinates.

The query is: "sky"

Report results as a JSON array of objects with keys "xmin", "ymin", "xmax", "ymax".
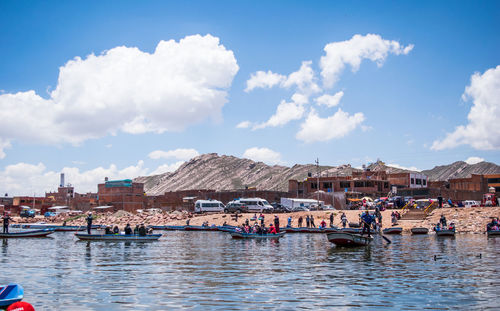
[{"xmin": 0, "ymin": 0, "xmax": 499, "ymax": 195}]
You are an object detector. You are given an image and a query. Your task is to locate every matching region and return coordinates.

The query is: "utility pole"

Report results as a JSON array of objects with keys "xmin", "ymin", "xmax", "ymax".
[{"xmin": 315, "ymin": 158, "xmax": 320, "ymax": 208}]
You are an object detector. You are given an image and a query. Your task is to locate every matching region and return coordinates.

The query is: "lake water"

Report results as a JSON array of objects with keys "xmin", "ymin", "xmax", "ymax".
[{"xmin": 1, "ymin": 231, "xmax": 499, "ymax": 310}]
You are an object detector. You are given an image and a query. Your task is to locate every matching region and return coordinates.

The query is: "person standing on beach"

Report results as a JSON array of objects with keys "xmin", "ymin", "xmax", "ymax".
[
  {"xmin": 287, "ymin": 216, "xmax": 292, "ymax": 228},
  {"xmin": 2, "ymin": 212, "xmax": 13, "ymax": 234},
  {"xmin": 86, "ymin": 213, "xmax": 93, "ymax": 234},
  {"xmin": 260, "ymin": 213, "xmax": 265, "ymax": 227},
  {"xmin": 306, "ymin": 215, "xmax": 310, "ymax": 228},
  {"xmin": 298, "ymin": 216, "xmax": 303, "ymax": 227},
  {"xmin": 329, "ymin": 213, "xmax": 334, "ymax": 227}
]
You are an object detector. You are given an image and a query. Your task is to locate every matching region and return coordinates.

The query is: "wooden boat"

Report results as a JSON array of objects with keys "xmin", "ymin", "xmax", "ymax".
[
  {"xmin": 75, "ymin": 233, "xmax": 162, "ymax": 241},
  {"xmin": 487, "ymin": 230, "xmax": 500, "ymax": 236},
  {"xmin": 0, "ymin": 228, "xmax": 55, "ymax": 238},
  {"xmin": 327, "ymin": 232, "xmax": 373, "ymax": 247},
  {"xmin": 217, "ymin": 225, "xmax": 238, "ymax": 232},
  {"xmin": 382, "ymin": 227, "xmax": 403, "ymax": 235},
  {"xmin": 0, "ymin": 283, "xmax": 24, "ymax": 307},
  {"xmin": 436, "ymin": 229, "xmax": 455, "ymax": 236},
  {"xmin": 149, "ymin": 225, "xmax": 186, "ymax": 231},
  {"xmin": 183, "ymin": 225, "xmax": 219, "ymax": 231},
  {"xmin": 284, "ymin": 227, "xmax": 338, "ymax": 233},
  {"xmin": 411, "ymin": 227, "xmax": 429, "ymax": 235},
  {"xmin": 19, "ymin": 224, "xmax": 99, "ymax": 231},
  {"xmin": 340, "ymin": 228, "xmax": 362, "ymax": 234},
  {"xmin": 230, "ymin": 232, "xmax": 285, "ymax": 239}
]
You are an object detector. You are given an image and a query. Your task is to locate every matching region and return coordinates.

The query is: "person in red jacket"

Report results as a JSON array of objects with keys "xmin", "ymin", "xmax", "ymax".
[{"xmin": 268, "ymin": 223, "xmax": 277, "ymax": 234}]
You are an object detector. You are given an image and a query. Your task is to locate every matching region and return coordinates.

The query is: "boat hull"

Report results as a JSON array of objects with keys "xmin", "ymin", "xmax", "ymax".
[
  {"xmin": 436, "ymin": 230, "xmax": 455, "ymax": 236},
  {"xmin": 19, "ymin": 224, "xmax": 98, "ymax": 231},
  {"xmin": 184, "ymin": 226, "xmax": 219, "ymax": 231},
  {"xmin": 327, "ymin": 232, "xmax": 373, "ymax": 247},
  {"xmin": 0, "ymin": 229, "xmax": 55, "ymax": 238},
  {"xmin": 487, "ymin": 230, "xmax": 500, "ymax": 236},
  {"xmin": 230, "ymin": 232, "xmax": 285, "ymax": 239},
  {"xmin": 150, "ymin": 225, "xmax": 186, "ymax": 231},
  {"xmin": 0, "ymin": 284, "xmax": 24, "ymax": 307},
  {"xmin": 411, "ymin": 227, "xmax": 429, "ymax": 235},
  {"xmin": 284, "ymin": 227, "xmax": 338, "ymax": 233},
  {"xmin": 383, "ymin": 227, "xmax": 403, "ymax": 235},
  {"xmin": 75, "ymin": 233, "xmax": 162, "ymax": 241}
]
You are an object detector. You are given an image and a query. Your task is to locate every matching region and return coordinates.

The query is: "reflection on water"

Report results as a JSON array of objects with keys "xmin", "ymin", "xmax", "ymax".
[{"xmin": 0, "ymin": 232, "xmax": 499, "ymax": 310}]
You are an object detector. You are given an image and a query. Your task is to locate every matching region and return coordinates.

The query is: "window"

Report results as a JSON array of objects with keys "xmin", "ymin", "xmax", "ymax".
[
  {"xmin": 311, "ymin": 182, "xmax": 318, "ymax": 189},
  {"xmin": 340, "ymin": 181, "xmax": 350, "ymax": 188},
  {"xmin": 411, "ymin": 178, "xmax": 415, "ymax": 184},
  {"xmin": 323, "ymin": 182, "xmax": 332, "ymax": 189},
  {"xmin": 384, "ymin": 182, "xmax": 389, "ymax": 188},
  {"xmin": 354, "ymin": 181, "xmax": 364, "ymax": 187},
  {"xmin": 487, "ymin": 178, "xmax": 500, "ymax": 183},
  {"xmin": 423, "ymin": 179, "xmax": 427, "ymax": 186},
  {"xmin": 416, "ymin": 179, "xmax": 422, "ymax": 185}
]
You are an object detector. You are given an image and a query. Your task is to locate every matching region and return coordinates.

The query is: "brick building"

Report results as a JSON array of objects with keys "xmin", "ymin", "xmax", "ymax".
[{"xmin": 97, "ymin": 179, "xmax": 146, "ymax": 212}]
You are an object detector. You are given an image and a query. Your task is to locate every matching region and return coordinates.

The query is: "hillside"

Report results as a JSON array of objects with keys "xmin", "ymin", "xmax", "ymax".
[
  {"xmin": 422, "ymin": 161, "xmax": 500, "ymax": 181},
  {"xmin": 135, "ymin": 153, "xmax": 338, "ymax": 195},
  {"xmin": 135, "ymin": 154, "xmax": 500, "ymax": 195}
]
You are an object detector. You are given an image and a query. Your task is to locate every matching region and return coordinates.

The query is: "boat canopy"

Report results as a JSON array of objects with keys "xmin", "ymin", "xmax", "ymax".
[{"xmin": 48, "ymin": 206, "xmax": 69, "ymax": 210}]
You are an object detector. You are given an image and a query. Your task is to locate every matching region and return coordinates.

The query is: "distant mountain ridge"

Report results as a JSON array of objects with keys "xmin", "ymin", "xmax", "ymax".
[
  {"xmin": 421, "ymin": 161, "xmax": 500, "ymax": 181},
  {"xmin": 135, "ymin": 153, "xmax": 500, "ymax": 195}
]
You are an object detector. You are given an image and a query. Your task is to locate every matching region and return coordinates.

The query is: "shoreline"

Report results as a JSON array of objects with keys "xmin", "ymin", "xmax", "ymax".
[{"xmin": 11, "ymin": 206, "xmax": 500, "ymax": 234}]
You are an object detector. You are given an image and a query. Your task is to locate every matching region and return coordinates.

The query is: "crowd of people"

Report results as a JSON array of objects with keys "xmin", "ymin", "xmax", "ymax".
[
  {"xmin": 86, "ymin": 213, "xmax": 152, "ymax": 236},
  {"xmin": 433, "ymin": 215, "xmax": 456, "ymax": 231}
]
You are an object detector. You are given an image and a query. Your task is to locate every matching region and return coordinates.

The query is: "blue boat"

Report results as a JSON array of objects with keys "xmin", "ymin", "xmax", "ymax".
[
  {"xmin": 0, "ymin": 228, "xmax": 55, "ymax": 238},
  {"xmin": 149, "ymin": 225, "xmax": 186, "ymax": 231},
  {"xmin": 230, "ymin": 232, "xmax": 285, "ymax": 239},
  {"xmin": 0, "ymin": 284, "xmax": 24, "ymax": 307},
  {"xmin": 75, "ymin": 233, "xmax": 162, "ymax": 241}
]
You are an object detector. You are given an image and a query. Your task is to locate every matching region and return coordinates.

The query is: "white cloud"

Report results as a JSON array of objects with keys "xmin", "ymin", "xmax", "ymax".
[
  {"xmin": 0, "ymin": 161, "xmax": 147, "ymax": 196},
  {"xmin": 432, "ymin": 65, "xmax": 500, "ymax": 150},
  {"xmin": 282, "ymin": 61, "xmax": 321, "ymax": 95},
  {"xmin": 253, "ymin": 94, "xmax": 306, "ymax": 129},
  {"xmin": 320, "ymin": 33, "xmax": 413, "ymax": 87},
  {"xmin": 150, "ymin": 161, "xmax": 185, "ymax": 175},
  {"xmin": 0, "ymin": 34, "xmax": 239, "ymax": 156},
  {"xmin": 245, "ymin": 70, "xmax": 286, "ymax": 92},
  {"xmin": 315, "ymin": 91, "xmax": 344, "ymax": 107},
  {"xmin": 236, "ymin": 121, "xmax": 252, "ymax": 129},
  {"xmin": 243, "ymin": 147, "xmax": 284, "ymax": 165},
  {"xmin": 386, "ymin": 163, "xmax": 420, "ymax": 172},
  {"xmin": 465, "ymin": 156, "xmax": 485, "ymax": 165},
  {"xmin": 0, "ymin": 138, "xmax": 11, "ymax": 159},
  {"xmin": 296, "ymin": 108, "xmax": 365, "ymax": 142},
  {"xmin": 148, "ymin": 148, "xmax": 199, "ymax": 161}
]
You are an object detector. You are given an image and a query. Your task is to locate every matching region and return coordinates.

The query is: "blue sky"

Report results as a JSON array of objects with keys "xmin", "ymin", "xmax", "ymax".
[{"xmin": 0, "ymin": 0, "xmax": 499, "ymax": 195}]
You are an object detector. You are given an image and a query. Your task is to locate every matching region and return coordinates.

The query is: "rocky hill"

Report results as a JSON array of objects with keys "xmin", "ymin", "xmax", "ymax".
[
  {"xmin": 422, "ymin": 161, "xmax": 500, "ymax": 181},
  {"xmin": 135, "ymin": 153, "xmax": 360, "ymax": 195},
  {"xmin": 135, "ymin": 154, "xmax": 500, "ymax": 195}
]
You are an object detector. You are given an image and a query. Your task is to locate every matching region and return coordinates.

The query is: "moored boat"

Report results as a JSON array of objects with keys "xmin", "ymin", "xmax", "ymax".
[
  {"xmin": 19, "ymin": 223, "xmax": 99, "ymax": 231},
  {"xmin": 411, "ymin": 227, "xmax": 429, "ymax": 235},
  {"xmin": 75, "ymin": 233, "xmax": 162, "ymax": 241},
  {"xmin": 0, "ymin": 283, "xmax": 24, "ymax": 307},
  {"xmin": 327, "ymin": 232, "xmax": 373, "ymax": 247},
  {"xmin": 149, "ymin": 225, "xmax": 186, "ymax": 231},
  {"xmin": 382, "ymin": 227, "xmax": 402, "ymax": 235},
  {"xmin": 217, "ymin": 225, "xmax": 238, "ymax": 232},
  {"xmin": 184, "ymin": 225, "xmax": 219, "ymax": 231},
  {"xmin": 487, "ymin": 230, "xmax": 500, "ymax": 237},
  {"xmin": 436, "ymin": 230, "xmax": 455, "ymax": 236},
  {"xmin": 284, "ymin": 227, "xmax": 338, "ymax": 233},
  {"xmin": 230, "ymin": 232, "xmax": 285, "ymax": 239},
  {"xmin": 0, "ymin": 228, "xmax": 55, "ymax": 238}
]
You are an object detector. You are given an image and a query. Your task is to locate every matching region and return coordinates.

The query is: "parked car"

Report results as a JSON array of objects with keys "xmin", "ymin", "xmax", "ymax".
[
  {"xmin": 271, "ymin": 202, "xmax": 291, "ymax": 213},
  {"xmin": 20, "ymin": 209, "xmax": 36, "ymax": 218},
  {"xmin": 44, "ymin": 212, "xmax": 57, "ymax": 217},
  {"xmin": 224, "ymin": 202, "xmax": 248, "ymax": 214}
]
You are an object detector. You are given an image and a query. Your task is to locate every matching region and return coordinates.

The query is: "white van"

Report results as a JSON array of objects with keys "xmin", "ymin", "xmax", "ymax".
[
  {"xmin": 194, "ymin": 200, "xmax": 225, "ymax": 213},
  {"xmin": 463, "ymin": 200, "xmax": 480, "ymax": 208},
  {"xmin": 231, "ymin": 198, "xmax": 273, "ymax": 213}
]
